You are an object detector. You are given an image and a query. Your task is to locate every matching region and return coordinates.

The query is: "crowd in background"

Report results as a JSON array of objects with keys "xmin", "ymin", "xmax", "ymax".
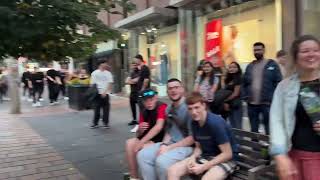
[{"xmin": 123, "ymin": 35, "xmax": 320, "ymax": 180}]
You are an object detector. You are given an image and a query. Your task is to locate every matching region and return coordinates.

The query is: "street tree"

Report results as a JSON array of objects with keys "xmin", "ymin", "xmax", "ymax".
[{"xmin": 0, "ymin": 0, "xmax": 135, "ymax": 113}]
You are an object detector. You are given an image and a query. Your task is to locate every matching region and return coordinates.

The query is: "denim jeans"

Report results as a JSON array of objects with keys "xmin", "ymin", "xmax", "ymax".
[
  {"xmin": 137, "ymin": 142, "xmax": 193, "ymax": 180},
  {"xmin": 247, "ymin": 104, "xmax": 270, "ymax": 134},
  {"xmin": 228, "ymin": 106, "xmax": 243, "ymax": 129}
]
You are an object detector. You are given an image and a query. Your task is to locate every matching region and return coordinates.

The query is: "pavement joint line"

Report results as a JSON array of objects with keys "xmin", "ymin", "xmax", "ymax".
[{"xmin": 0, "ymin": 114, "xmax": 88, "ymax": 180}]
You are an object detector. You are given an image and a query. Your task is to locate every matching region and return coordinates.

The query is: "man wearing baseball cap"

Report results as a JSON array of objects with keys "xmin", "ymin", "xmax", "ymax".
[{"xmin": 125, "ymin": 89, "xmax": 167, "ymax": 180}]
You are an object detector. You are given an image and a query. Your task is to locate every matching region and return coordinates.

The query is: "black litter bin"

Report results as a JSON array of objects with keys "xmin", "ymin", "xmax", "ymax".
[{"xmin": 68, "ymin": 85, "xmax": 91, "ymax": 110}]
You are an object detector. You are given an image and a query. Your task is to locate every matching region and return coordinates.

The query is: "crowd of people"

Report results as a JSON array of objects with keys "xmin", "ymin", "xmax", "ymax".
[
  {"xmin": 121, "ymin": 35, "xmax": 320, "ymax": 180},
  {"xmin": 1, "ymin": 34, "xmax": 319, "ymax": 180},
  {"xmin": 18, "ymin": 64, "xmax": 91, "ymax": 107}
]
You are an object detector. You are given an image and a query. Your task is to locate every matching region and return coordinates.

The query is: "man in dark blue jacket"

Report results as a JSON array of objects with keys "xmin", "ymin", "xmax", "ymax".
[{"xmin": 242, "ymin": 42, "xmax": 282, "ymax": 134}]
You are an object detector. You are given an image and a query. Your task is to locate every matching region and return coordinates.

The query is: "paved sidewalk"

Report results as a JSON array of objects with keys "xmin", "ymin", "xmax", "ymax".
[{"xmin": 0, "ymin": 114, "xmax": 87, "ymax": 180}]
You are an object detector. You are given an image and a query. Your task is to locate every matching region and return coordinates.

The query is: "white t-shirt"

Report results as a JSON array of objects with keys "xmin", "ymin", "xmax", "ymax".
[{"xmin": 90, "ymin": 69, "xmax": 114, "ymax": 94}]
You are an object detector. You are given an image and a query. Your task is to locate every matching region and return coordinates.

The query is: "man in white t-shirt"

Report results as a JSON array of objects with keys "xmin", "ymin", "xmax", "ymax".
[{"xmin": 90, "ymin": 61, "xmax": 114, "ymax": 129}]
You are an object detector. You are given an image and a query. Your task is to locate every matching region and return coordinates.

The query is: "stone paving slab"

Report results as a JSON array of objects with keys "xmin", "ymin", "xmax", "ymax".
[{"xmin": 0, "ymin": 116, "xmax": 87, "ymax": 180}]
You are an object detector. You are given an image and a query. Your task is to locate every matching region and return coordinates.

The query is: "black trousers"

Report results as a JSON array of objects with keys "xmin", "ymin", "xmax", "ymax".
[
  {"xmin": 129, "ymin": 92, "xmax": 138, "ymax": 121},
  {"xmin": 32, "ymin": 84, "xmax": 43, "ymax": 103},
  {"xmin": 93, "ymin": 94, "xmax": 110, "ymax": 126},
  {"xmin": 60, "ymin": 83, "xmax": 66, "ymax": 97},
  {"xmin": 48, "ymin": 83, "xmax": 59, "ymax": 103},
  {"xmin": 23, "ymin": 82, "xmax": 31, "ymax": 97}
]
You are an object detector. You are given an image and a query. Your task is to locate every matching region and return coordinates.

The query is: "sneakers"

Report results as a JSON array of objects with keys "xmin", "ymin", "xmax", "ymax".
[
  {"xmin": 39, "ymin": 98, "xmax": 44, "ymax": 102},
  {"xmin": 101, "ymin": 125, "xmax": 110, "ymax": 129},
  {"xmin": 32, "ymin": 102, "xmax": 42, "ymax": 107},
  {"xmin": 36, "ymin": 102, "xmax": 42, "ymax": 107},
  {"xmin": 64, "ymin": 97, "xmax": 69, "ymax": 100},
  {"xmin": 27, "ymin": 98, "xmax": 33, "ymax": 102},
  {"xmin": 128, "ymin": 120, "xmax": 138, "ymax": 126},
  {"xmin": 49, "ymin": 102, "xmax": 55, "ymax": 106},
  {"xmin": 90, "ymin": 124, "xmax": 99, "ymax": 129},
  {"xmin": 130, "ymin": 125, "xmax": 139, "ymax": 133}
]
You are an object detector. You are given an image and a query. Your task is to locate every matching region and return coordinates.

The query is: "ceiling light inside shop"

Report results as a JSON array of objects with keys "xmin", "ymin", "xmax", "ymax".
[
  {"xmin": 146, "ymin": 29, "xmax": 152, "ymax": 33},
  {"xmin": 152, "ymin": 27, "xmax": 157, "ymax": 31},
  {"xmin": 120, "ymin": 43, "xmax": 126, "ymax": 47},
  {"xmin": 140, "ymin": 32, "xmax": 146, "ymax": 35}
]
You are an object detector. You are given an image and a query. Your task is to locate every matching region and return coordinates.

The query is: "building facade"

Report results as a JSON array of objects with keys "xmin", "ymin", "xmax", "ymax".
[{"xmin": 109, "ymin": 0, "xmax": 319, "ymax": 95}]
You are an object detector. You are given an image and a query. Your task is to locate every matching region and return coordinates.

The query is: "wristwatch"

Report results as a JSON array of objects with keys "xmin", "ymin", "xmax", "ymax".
[{"xmin": 161, "ymin": 142, "xmax": 169, "ymax": 146}]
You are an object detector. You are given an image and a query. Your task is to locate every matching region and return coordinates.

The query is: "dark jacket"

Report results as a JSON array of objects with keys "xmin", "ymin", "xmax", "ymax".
[{"xmin": 242, "ymin": 59, "xmax": 282, "ymax": 104}]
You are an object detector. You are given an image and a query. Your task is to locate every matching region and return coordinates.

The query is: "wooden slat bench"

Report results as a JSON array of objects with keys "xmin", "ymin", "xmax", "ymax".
[
  {"xmin": 124, "ymin": 129, "xmax": 277, "ymax": 180},
  {"xmin": 229, "ymin": 128, "xmax": 277, "ymax": 180},
  {"xmin": 186, "ymin": 129, "xmax": 277, "ymax": 180}
]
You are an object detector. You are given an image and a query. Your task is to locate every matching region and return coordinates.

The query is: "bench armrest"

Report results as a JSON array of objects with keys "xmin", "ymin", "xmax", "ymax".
[{"xmin": 247, "ymin": 161, "xmax": 276, "ymax": 180}]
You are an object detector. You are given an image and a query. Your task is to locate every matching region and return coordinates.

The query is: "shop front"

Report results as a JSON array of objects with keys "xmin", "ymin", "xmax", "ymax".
[
  {"xmin": 138, "ymin": 25, "xmax": 180, "ymax": 96},
  {"xmin": 114, "ymin": 7, "xmax": 178, "ymax": 96},
  {"xmin": 171, "ymin": 0, "xmax": 283, "ymax": 69}
]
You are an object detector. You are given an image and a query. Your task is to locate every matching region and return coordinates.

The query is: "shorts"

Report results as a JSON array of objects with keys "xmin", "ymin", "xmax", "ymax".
[{"xmin": 196, "ymin": 156, "xmax": 237, "ymax": 176}]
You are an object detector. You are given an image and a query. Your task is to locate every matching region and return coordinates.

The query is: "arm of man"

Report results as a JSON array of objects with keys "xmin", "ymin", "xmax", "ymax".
[
  {"xmin": 168, "ymin": 136, "xmax": 194, "ymax": 150},
  {"xmin": 135, "ymin": 120, "xmax": 165, "ymax": 152},
  {"xmin": 141, "ymin": 67, "xmax": 150, "ymax": 91},
  {"xmin": 189, "ymin": 142, "xmax": 202, "ymax": 160},
  {"xmin": 103, "ymin": 72, "xmax": 113, "ymax": 95},
  {"xmin": 141, "ymin": 78, "xmax": 149, "ymax": 91},
  {"xmin": 162, "ymin": 133, "xmax": 171, "ymax": 144},
  {"xmin": 202, "ymin": 143, "xmax": 233, "ymax": 171}
]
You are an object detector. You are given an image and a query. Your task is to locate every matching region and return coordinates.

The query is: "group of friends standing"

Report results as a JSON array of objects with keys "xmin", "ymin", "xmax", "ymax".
[{"xmin": 122, "ymin": 35, "xmax": 320, "ymax": 180}]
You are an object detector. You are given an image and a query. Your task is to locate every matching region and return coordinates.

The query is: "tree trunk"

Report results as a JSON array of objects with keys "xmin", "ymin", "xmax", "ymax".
[{"xmin": 6, "ymin": 58, "xmax": 21, "ymax": 114}]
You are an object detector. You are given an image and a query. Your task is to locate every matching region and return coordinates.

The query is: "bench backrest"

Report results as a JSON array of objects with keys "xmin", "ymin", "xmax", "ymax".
[{"xmin": 232, "ymin": 128, "xmax": 271, "ymax": 170}]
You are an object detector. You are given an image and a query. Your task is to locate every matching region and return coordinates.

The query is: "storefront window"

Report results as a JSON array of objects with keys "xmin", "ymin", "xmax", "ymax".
[
  {"xmin": 302, "ymin": 0, "xmax": 320, "ymax": 39},
  {"xmin": 138, "ymin": 26, "xmax": 179, "ymax": 96},
  {"xmin": 203, "ymin": 0, "xmax": 280, "ymax": 67}
]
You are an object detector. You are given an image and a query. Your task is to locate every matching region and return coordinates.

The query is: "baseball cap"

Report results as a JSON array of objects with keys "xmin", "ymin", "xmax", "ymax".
[{"xmin": 139, "ymin": 89, "xmax": 157, "ymax": 100}]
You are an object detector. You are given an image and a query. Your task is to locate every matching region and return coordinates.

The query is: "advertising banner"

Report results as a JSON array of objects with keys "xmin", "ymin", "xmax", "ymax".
[{"xmin": 205, "ymin": 19, "xmax": 223, "ymax": 66}]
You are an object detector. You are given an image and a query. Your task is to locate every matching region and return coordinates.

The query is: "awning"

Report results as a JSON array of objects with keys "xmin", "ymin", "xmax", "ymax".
[
  {"xmin": 170, "ymin": 0, "xmax": 220, "ymax": 9},
  {"xmin": 113, "ymin": 7, "xmax": 177, "ymax": 29}
]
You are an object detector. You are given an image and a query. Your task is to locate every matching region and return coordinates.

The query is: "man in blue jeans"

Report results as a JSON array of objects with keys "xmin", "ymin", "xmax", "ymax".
[
  {"xmin": 242, "ymin": 42, "xmax": 282, "ymax": 134},
  {"xmin": 137, "ymin": 78, "xmax": 194, "ymax": 180}
]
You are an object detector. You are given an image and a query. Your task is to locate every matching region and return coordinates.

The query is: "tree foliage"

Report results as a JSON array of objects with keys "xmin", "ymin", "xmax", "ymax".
[{"xmin": 0, "ymin": 0, "xmax": 133, "ymax": 62}]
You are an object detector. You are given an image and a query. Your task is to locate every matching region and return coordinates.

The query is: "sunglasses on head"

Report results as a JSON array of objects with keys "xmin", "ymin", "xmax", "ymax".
[{"xmin": 143, "ymin": 91, "xmax": 156, "ymax": 97}]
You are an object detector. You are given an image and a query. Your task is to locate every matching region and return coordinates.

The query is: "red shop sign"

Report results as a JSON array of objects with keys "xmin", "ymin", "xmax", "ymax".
[{"xmin": 205, "ymin": 19, "xmax": 223, "ymax": 66}]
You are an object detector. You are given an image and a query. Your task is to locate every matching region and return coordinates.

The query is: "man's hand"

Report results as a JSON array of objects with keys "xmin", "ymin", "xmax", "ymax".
[
  {"xmin": 313, "ymin": 121, "xmax": 320, "ymax": 133},
  {"xmin": 187, "ymin": 157, "xmax": 196, "ymax": 173},
  {"xmin": 134, "ymin": 142, "xmax": 144, "ymax": 153},
  {"xmin": 101, "ymin": 93, "xmax": 107, "ymax": 98},
  {"xmin": 157, "ymin": 144, "xmax": 171, "ymax": 156},
  {"xmin": 189, "ymin": 163, "xmax": 207, "ymax": 175},
  {"xmin": 139, "ymin": 122, "xmax": 149, "ymax": 133},
  {"xmin": 275, "ymin": 155, "xmax": 298, "ymax": 180},
  {"xmin": 224, "ymin": 103, "xmax": 230, "ymax": 111}
]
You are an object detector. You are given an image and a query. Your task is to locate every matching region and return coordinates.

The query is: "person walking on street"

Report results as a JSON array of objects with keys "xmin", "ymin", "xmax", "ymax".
[
  {"xmin": 126, "ymin": 62, "xmax": 141, "ymax": 126},
  {"xmin": 90, "ymin": 61, "xmax": 113, "ymax": 129},
  {"xmin": 242, "ymin": 42, "xmax": 282, "ymax": 134},
  {"xmin": 270, "ymin": 35, "xmax": 320, "ymax": 180},
  {"xmin": 29, "ymin": 67, "xmax": 45, "ymax": 107},
  {"xmin": 21, "ymin": 68, "xmax": 32, "ymax": 101},
  {"xmin": 46, "ymin": 63, "xmax": 62, "ymax": 105},
  {"xmin": 59, "ymin": 64, "xmax": 69, "ymax": 100},
  {"xmin": 125, "ymin": 89, "xmax": 167, "ymax": 180}
]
